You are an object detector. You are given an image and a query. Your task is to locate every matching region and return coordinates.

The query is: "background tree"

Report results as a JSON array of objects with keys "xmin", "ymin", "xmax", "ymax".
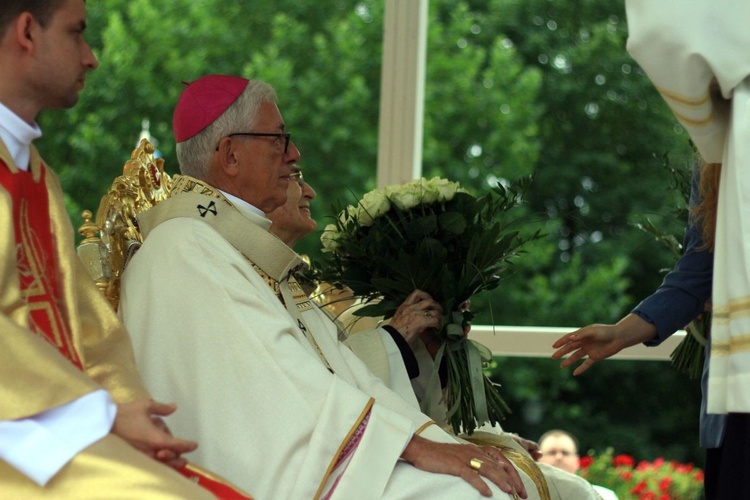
[
  {"xmin": 455, "ymin": 0, "xmax": 701, "ymax": 465},
  {"xmin": 38, "ymin": 0, "xmax": 702, "ymax": 466}
]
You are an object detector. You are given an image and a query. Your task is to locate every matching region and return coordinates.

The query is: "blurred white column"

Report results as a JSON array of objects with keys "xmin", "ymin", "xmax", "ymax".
[{"xmin": 377, "ymin": 0, "xmax": 428, "ymax": 187}]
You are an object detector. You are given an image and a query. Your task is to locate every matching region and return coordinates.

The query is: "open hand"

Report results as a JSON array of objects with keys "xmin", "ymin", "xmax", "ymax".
[
  {"xmin": 551, "ymin": 325, "xmax": 621, "ymax": 375},
  {"xmin": 552, "ymin": 315, "xmax": 659, "ymax": 375},
  {"xmin": 113, "ymin": 399, "xmax": 197, "ymax": 469}
]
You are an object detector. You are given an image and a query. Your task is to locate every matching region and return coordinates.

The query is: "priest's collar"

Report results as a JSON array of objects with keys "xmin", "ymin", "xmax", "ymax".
[
  {"xmin": 219, "ymin": 189, "xmax": 266, "ymax": 218},
  {"xmin": 0, "ymin": 101, "xmax": 42, "ymax": 172}
]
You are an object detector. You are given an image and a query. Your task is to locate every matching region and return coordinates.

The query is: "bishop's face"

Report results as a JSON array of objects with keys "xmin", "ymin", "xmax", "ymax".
[{"xmin": 230, "ymin": 101, "xmax": 301, "ymax": 214}]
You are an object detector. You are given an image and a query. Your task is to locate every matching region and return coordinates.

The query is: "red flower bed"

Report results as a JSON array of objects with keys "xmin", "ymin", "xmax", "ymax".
[{"xmin": 578, "ymin": 448, "xmax": 703, "ymax": 499}]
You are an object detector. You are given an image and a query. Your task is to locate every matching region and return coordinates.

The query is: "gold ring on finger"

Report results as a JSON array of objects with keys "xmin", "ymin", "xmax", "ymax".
[{"xmin": 469, "ymin": 458, "xmax": 483, "ymax": 471}]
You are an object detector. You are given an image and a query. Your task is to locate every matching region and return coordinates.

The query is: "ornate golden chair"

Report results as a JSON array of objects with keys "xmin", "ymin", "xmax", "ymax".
[
  {"xmin": 76, "ymin": 138, "xmax": 253, "ymax": 498},
  {"xmin": 77, "ymin": 138, "xmax": 173, "ymax": 310}
]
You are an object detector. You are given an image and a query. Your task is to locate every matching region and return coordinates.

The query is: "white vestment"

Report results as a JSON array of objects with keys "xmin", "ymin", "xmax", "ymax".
[
  {"xmin": 345, "ymin": 327, "xmax": 600, "ymax": 500},
  {"xmin": 120, "ymin": 185, "xmax": 526, "ymax": 499},
  {"xmin": 626, "ymin": 0, "xmax": 750, "ymax": 413}
]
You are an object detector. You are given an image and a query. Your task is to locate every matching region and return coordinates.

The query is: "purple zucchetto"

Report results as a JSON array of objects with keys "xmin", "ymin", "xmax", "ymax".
[{"xmin": 173, "ymin": 74, "xmax": 250, "ymax": 143}]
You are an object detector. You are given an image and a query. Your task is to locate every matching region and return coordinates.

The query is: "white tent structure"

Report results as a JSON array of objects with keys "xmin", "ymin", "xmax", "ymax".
[{"xmin": 377, "ymin": 0, "xmax": 428, "ymax": 187}]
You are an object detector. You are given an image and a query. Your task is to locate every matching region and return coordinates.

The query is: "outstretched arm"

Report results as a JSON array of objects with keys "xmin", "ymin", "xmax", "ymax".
[
  {"xmin": 551, "ymin": 314, "xmax": 657, "ymax": 375},
  {"xmin": 553, "ymin": 166, "xmax": 713, "ymax": 376}
]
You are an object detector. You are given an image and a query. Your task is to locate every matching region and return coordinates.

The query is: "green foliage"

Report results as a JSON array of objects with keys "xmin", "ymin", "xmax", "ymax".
[
  {"xmin": 459, "ymin": 0, "xmax": 694, "ymax": 302},
  {"xmin": 422, "ymin": 2, "xmax": 543, "ymax": 187},
  {"xmin": 486, "ymin": 356, "xmax": 704, "ymax": 466},
  {"xmin": 470, "ymin": 225, "xmax": 632, "ymax": 327},
  {"xmin": 672, "ymin": 313, "xmax": 709, "ymax": 380}
]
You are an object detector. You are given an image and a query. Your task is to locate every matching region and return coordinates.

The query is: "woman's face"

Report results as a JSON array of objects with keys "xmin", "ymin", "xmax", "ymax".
[{"xmin": 267, "ymin": 171, "xmax": 317, "ymax": 247}]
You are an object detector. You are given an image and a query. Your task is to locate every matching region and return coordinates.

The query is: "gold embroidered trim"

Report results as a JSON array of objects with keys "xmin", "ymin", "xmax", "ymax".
[
  {"xmin": 712, "ymin": 335, "xmax": 750, "ymax": 356},
  {"xmin": 414, "ymin": 421, "xmax": 437, "ymax": 435},
  {"xmin": 251, "ymin": 263, "xmax": 282, "ymax": 301},
  {"xmin": 652, "ymin": 85, "xmax": 718, "ymax": 127},
  {"xmin": 707, "ymin": 296, "xmax": 750, "ymax": 355},
  {"xmin": 314, "ymin": 398, "xmax": 375, "ymax": 500},
  {"xmin": 671, "ymin": 108, "xmax": 717, "ymax": 128},
  {"xmin": 288, "ymin": 279, "xmax": 314, "ymax": 313},
  {"xmin": 252, "ymin": 265, "xmax": 332, "ymax": 371},
  {"xmin": 460, "ymin": 433, "xmax": 550, "ymax": 500},
  {"xmin": 713, "ymin": 296, "xmax": 750, "ymax": 321},
  {"xmin": 655, "ymin": 85, "xmax": 711, "ymax": 107},
  {"xmin": 496, "ymin": 446, "xmax": 550, "ymax": 500},
  {"xmin": 171, "ymin": 175, "xmax": 234, "ymax": 206}
]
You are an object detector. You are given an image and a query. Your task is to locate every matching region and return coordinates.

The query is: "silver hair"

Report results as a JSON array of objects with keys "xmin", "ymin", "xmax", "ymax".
[{"xmin": 176, "ymin": 80, "xmax": 277, "ymax": 179}]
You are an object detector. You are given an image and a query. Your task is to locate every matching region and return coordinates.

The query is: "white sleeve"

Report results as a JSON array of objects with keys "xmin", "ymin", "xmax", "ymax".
[
  {"xmin": 376, "ymin": 328, "xmax": 421, "ymax": 408},
  {"xmin": 0, "ymin": 389, "xmax": 115, "ymax": 485},
  {"xmin": 625, "ymin": 0, "xmax": 750, "ymax": 162}
]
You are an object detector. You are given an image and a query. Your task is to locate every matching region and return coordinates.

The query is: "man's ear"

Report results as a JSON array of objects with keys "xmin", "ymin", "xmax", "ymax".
[
  {"xmin": 14, "ymin": 13, "xmax": 38, "ymax": 51},
  {"xmin": 215, "ymin": 137, "xmax": 241, "ymax": 178}
]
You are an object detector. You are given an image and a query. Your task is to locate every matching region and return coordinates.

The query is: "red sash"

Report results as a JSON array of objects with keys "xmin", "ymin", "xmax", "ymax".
[
  {"xmin": 0, "ymin": 162, "xmax": 83, "ymax": 369},
  {"xmin": 178, "ymin": 464, "xmax": 254, "ymax": 499}
]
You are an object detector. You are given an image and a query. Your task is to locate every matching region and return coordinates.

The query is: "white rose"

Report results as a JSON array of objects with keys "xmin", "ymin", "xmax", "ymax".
[
  {"xmin": 419, "ymin": 177, "xmax": 440, "ymax": 204},
  {"xmin": 358, "ymin": 188, "xmax": 391, "ymax": 225},
  {"xmin": 426, "ymin": 177, "xmax": 461, "ymax": 202},
  {"xmin": 338, "ymin": 205, "xmax": 357, "ymax": 225},
  {"xmin": 356, "ymin": 205, "xmax": 374, "ymax": 227},
  {"xmin": 386, "ymin": 182, "xmax": 421, "ymax": 211},
  {"xmin": 320, "ymin": 223, "xmax": 341, "ymax": 253}
]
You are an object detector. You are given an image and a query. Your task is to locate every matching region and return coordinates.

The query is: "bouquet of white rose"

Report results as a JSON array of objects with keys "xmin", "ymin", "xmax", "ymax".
[{"xmin": 317, "ymin": 176, "xmax": 539, "ymax": 434}]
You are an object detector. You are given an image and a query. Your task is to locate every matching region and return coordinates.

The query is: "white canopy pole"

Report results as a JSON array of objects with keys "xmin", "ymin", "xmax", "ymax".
[{"xmin": 376, "ymin": 0, "xmax": 428, "ymax": 188}]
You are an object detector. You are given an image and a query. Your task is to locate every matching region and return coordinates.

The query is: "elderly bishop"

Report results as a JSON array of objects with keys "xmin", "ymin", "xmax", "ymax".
[{"xmin": 120, "ymin": 75, "xmax": 544, "ymax": 499}]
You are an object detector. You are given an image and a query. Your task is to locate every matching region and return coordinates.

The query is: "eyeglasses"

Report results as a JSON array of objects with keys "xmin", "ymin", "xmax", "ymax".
[
  {"xmin": 220, "ymin": 132, "xmax": 292, "ymax": 154},
  {"xmin": 289, "ymin": 171, "xmax": 304, "ymax": 184}
]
